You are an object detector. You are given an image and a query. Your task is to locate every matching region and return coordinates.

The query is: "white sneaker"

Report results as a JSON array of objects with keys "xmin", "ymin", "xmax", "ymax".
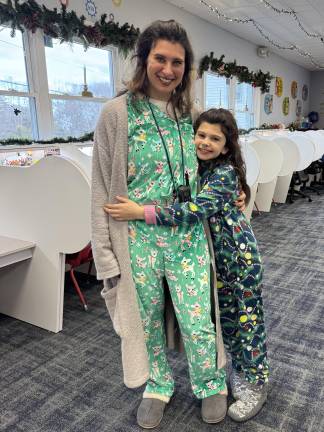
[{"xmin": 228, "ymin": 381, "xmax": 268, "ymax": 422}]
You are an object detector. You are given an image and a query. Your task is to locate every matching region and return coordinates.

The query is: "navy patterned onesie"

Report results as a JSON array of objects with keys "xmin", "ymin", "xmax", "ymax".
[{"xmin": 148, "ymin": 163, "xmax": 269, "ymax": 385}]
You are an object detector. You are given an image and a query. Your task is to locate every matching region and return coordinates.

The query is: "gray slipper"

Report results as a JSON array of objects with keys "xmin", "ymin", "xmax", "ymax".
[
  {"xmin": 137, "ymin": 398, "xmax": 167, "ymax": 429},
  {"xmin": 201, "ymin": 393, "xmax": 227, "ymax": 424}
]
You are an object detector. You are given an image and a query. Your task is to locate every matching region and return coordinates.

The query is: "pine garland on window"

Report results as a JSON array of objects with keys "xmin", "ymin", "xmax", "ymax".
[
  {"xmin": 0, "ymin": 0, "xmax": 140, "ymax": 54},
  {"xmin": 198, "ymin": 52, "xmax": 273, "ymax": 93},
  {"xmin": 0, "ymin": 132, "xmax": 94, "ymax": 146}
]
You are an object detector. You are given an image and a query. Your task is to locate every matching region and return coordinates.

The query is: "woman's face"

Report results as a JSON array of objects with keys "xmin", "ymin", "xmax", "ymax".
[{"xmin": 146, "ymin": 39, "xmax": 186, "ymax": 101}]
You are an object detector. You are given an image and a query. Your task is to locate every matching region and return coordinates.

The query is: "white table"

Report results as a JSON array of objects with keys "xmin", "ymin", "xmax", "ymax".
[{"xmin": 0, "ymin": 236, "xmax": 35, "ymax": 269}]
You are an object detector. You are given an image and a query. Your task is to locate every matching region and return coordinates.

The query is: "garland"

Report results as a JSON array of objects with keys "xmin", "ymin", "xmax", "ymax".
[
  {"xmin": 0, "ymin": 132, "xmax": 94, "ymax": 146},
  {"xmin": 239, "ymin": 123, "xmax": 286, "ymax": 135},
  {"xmin": 198, "ymin": 53, "xmax": 273, "ymax": 93},
  {"xmin": 0, "ymin": 0, "xmax": 140, "ymax": 53}
]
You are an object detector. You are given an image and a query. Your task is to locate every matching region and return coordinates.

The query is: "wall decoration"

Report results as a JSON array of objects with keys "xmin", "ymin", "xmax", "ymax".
[
  {"xmin": 264, "ymin": 94, "xmax": 273, "ymax": 114},
  {"xmin": 112, "ymin": 0, "xmax": 122, "ymax": 5},
  {"xmin": 198, "ymin": 52, "xmax": 273, "ymax": 93},
  {"xmin": 291, "ymin": 81, "xmax": 298, "ymax": 99},
  {"xmin": 275, "ymin": 77, "xmax": 283, "ymax": 97},
  {"xmin": 282, "ymin": 97, "xmax": 290, "ymax": 116},
  {"xmin": 0, "ymin": 0, "xmax": 139, "ymax": 54},
  {"xmin": 85, "ymin": 0, "xmax": 97, "ymax": 18},
  {"xmin": 296, "ymin": 99, "xmax": 302, "ymax": 117},
  {"xmin": 302, "ymin": 84, "xmax": 308, "ymax": 101}
]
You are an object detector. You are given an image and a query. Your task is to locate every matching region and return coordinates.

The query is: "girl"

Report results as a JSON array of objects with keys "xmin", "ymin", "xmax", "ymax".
[{"xmin": 105, "ymin": 108, "xmax": 270, "ymax": 422}]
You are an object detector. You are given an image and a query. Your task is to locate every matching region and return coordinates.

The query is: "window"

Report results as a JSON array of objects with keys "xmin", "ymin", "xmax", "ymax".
[
  {"xmin": 0, "ymin": 26, "xmax": 115, "ymax": 140},
  {"xmin": 0, "ymin": 27, "xmax": 36, "ymax": 139},
  {"xmin": 205, "ymin": 73, "xmax": 229, "ymax": 109},
  {"xmin": 235, "ymin": 82, "xmax": 254, "ymax": 130},
  {"xmin": 44, "ymin": 38, "xmax": 114, "ymax": 137},
  {"xmin": 204, "ymin": 73, "xmax": 259, "ymax": 130}
]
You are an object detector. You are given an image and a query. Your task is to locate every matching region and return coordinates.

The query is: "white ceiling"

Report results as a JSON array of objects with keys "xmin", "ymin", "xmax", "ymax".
[{"xmin": 165, "ymin": 0, "xmax": 324, "ymax": 71}]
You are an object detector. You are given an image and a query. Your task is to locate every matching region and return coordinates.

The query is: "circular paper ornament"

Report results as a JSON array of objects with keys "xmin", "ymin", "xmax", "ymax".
[
  {"xmin": 275, "ymin": 77, "xmax": 283, "ymax": 97},
  {"xmin": 291, "ymin": 81, "xmax": 297, "ymax": 99},
  {"xmin": 85, "ymin": 0, "xmax": 97, "ymax": 17},
  {"xmin": 264, "ymin": 94, "xmax": 273, "ymax": 115},
  {"xmin": 302, "ymin": 84, "xmax": 308, "ymax": 101},
  {"xmin": 296, "ymin": 99, "xmax": 302, "ymax": 117},
  {"xmin": 282, "ymin": 97, "xmax": 289, "ymax": 116}
]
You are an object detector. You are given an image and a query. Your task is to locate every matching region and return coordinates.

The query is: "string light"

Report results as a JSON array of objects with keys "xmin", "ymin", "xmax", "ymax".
[
  {"xmin": 199, "ymin": 0, "xmax": 324, "ymax": 69},
  {"xmin": 260, "ymin": 0, "xmax": 324, "ymax": 43}
]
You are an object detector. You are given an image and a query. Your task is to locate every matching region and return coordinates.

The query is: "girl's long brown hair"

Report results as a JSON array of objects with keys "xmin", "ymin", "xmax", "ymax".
[
  {"xmin": 126, "ymin": 20, "xmax": 194, "ymax": 116},
  {"xmin": 194, "ymin": 108, "xmax": 251, "ymax": 204}
]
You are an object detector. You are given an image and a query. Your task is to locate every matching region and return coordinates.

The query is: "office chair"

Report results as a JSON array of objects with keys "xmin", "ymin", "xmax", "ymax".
[{"xmin": 287, "ymin": 172, "xmax": 312, "ymax": 203}]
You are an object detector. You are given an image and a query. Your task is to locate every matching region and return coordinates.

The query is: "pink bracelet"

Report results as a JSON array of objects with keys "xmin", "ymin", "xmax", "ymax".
[{"xmin": 144, "ymin": 205, "xmax": 157, "ymax": 225}]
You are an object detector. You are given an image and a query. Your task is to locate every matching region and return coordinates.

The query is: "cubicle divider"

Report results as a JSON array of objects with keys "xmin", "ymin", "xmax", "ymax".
[
  {"xmin": 249, "ymin": 138, "xmax": 284, "ymax": 212},
  {"xmin": 240, "ymin": 138, "xmax": 260, "ymax": 220},
  {"xmin": 265, "ymin": 136, "xmax": 300, "ymax": 204},
  {"xmin": 0, "ymin": 145, "xmax": 92, "ymax": 332}
]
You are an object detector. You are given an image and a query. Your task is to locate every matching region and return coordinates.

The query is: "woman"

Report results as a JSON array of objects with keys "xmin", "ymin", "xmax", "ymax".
[{"xmin": 91, "ymin": 20, "xmax": 234, "ymax": 428}]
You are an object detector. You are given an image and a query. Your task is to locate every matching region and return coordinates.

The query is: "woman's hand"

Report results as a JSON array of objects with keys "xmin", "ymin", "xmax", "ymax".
[
  {"xmin": 104, "ymin": 196, "xmax": 145, "ymax": 221},
  {"xmin": 234, "ymin": 190, "xmax": 246, "ymax": 212}
]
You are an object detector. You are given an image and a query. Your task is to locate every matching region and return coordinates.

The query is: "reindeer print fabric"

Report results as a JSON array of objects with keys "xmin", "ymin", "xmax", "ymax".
[{"xmin": 126, "ymin": 96, "xmax": 226, "ymax": 400}]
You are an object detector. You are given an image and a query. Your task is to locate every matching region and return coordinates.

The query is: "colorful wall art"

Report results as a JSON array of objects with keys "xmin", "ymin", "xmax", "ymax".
[
  {"xmin": 264, "ymin": 94, "xmax": 273, "ymax": 114},
  {"xmin": 302, "ymin": 84, "xmax": 308, "ymax": 101},
  {"xmin": 275, "ymin": 77, "xmax": 283, "ymax": 97},
  {"xmin": 296, "ymin": 99, "xmax": 302, "ymax": 117},
  {"xmin": 282, "ymin": 97, "xmax": 290, "ymax": 115},
  {"xmin": 291, "ymin": 81, "xmax": 298, "ymax": 99}
]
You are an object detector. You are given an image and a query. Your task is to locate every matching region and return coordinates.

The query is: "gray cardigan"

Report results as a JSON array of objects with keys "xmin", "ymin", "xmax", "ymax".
[{"xmin": 91, "ymin": 93, "xmax": 226, "ymax": 389}]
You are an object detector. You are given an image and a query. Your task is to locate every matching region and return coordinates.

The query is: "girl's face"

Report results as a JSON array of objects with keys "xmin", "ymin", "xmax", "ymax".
[
  {"xmin": 146, "ymin": 39, "xmax": 185, "ymax": 101},
  {"xmin": 195, "ymin": 122, "xmax": 228, "ymax": 161}
]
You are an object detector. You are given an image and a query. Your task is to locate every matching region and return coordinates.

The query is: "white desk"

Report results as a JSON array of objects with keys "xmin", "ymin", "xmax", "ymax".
[{"xmin": 0, "ymin": 236, "xmax": 35, "ymax": 268}]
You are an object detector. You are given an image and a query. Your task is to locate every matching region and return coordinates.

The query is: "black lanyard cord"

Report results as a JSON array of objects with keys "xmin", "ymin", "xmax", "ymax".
[
  {"xmin": 147, "ymin": 101, "xmax": 187, "ymax": 197},
  {"xmin": 172, "ymin": 107, "xmax": 186, "ymax": 186}
]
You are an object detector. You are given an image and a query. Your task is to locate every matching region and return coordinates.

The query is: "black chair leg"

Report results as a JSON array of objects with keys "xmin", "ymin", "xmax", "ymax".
[{"xmin": 294, "ymin": 189, "xmax": 312, "ymax": 202}]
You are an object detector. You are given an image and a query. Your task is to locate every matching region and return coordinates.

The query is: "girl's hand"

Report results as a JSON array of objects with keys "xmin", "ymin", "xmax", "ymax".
[
  {"xmin": 234, "ymin": 190, "xmax": 246, "ymax": 212},
  {"xmin": 104, "ymin": 196, "xmax": 145, "ymax": 221}
]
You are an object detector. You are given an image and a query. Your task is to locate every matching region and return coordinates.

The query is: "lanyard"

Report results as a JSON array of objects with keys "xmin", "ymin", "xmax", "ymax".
[{"xmin": 147, "ymin": 101, "xmax": 186, "ymax": 199}]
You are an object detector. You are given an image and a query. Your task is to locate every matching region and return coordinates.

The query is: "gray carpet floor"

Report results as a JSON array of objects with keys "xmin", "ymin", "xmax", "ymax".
[{"xmin": 1, "ymin": 192, "xmax": 324, "ymax": 432}]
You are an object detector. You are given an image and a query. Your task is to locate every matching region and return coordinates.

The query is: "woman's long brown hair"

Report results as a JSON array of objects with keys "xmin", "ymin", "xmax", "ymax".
[{"xmin": 194, "ymin": 108, "xmax": 251, "ymax": 204}]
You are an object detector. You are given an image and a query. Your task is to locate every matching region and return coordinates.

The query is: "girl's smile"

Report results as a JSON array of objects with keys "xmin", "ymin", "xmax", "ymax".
[{"xmin": 195, "ymin": 122, "xmax": 228, "ymax": 161}]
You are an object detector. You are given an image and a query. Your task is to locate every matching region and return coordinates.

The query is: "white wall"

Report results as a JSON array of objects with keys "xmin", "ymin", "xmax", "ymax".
[
  {"xmin": 310, "ymin": 71, "xmax": 324, "ymax": 129},
  {"xmin": 40, "ymin": 0, "xmax": 311, "ymax": 127}
]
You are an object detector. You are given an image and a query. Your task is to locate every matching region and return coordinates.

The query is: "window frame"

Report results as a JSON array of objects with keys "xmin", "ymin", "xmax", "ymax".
[
  {"xmin": 203, "ymin": 71, "xmax": 230, "ymax": 110},
  {"xmin": 0, "ymin": 26, "xmax": 117, "ymax": 140},
  {"xmin": 0, "ymin": 26, "xmax": 39, "ymax": 139},
  {"xmin": 203, "ymin": 72, "xmax": 261, "ymax": 130}
]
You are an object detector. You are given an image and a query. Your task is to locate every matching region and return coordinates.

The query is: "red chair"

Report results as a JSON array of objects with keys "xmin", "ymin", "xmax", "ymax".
[{"xmin": 65, "ymin": 243, "xmax": 93, "ymax": 311}]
